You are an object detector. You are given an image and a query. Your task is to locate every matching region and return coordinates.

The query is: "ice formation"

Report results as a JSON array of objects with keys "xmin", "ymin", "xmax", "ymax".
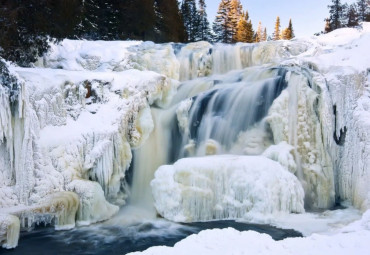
[
  {"xmin": 151, "ymin": 155, "xmax": 304, "ymax": 222},
  {"xmin": 1, "ymin": 23, "xmax": 370, "ymax": 250},
  {"xmin": 0, "ymin": 214, "xmax": 19, "ymax": 249}
]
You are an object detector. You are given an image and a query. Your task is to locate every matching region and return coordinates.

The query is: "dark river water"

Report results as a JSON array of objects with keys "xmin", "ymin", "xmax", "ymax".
[{"xmin": 1, "ymin": 219, "xmax": 301, "ymax": 255}]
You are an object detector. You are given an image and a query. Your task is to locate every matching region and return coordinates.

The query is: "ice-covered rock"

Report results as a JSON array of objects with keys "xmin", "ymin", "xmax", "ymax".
[
  {"xmin": 67, "ymin": 180, "xmax": 119, "ymax": 226},
  {"xmin": 0, "ymin": 214, "xmax": 20, "ymax": 249},
  {"xmin": 151, "ymin": 155, "xmax": 304, "ymax": 222}
]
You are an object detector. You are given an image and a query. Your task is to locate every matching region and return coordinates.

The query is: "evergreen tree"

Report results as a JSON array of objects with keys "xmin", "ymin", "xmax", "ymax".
[
  {"xmin": 0, "ymin": 0, "xmax": 55, "ymax": 66},
  {"xmin": 347, "ymin": 3, "xmax": 359, "ymax": 27},
  {"xmin": 273, "ymin": 16, "xmax": 281, "ymax": 41},
  {"xmin": 213, "ymin": 0, "xmax": 233, "ymax": 43},
  {"xmin": 356, "ymin": 0, "xmax": 369, "ymax": 22},
  {"xmin": 197, "ymin": 0, "xmax": 212, "ymax": 41},
  {"xmin": 155, "ymin": 0, "xmax": 186, "ymax": 42},
  {"xmin": 181, "ymin": 0, "xmax": 199, "ymax": 42},
  {"xmin": 229, "ymin": 0, "xmax": 243, "ymax": 42},
  {"xmin": 235, "ymin": 11, "xmax": 253, "ymax": 43},
  {"xmin": 76, "ymin": 0, "xmax": 100, "ymax": 39},
  {"xmin": 119, "ymin": 0, "xmax": 156, "ymax": 41},
  {"xmin": 262, "ymin": 28, "xmax": 267, "ymax": 41},
  {"xmin": 286, "ymin": 19, "xmax": 295, "ymax": 39},
  {"xmin": 328, "ymin": 0, "xmax": 346, "ymax": 31}
]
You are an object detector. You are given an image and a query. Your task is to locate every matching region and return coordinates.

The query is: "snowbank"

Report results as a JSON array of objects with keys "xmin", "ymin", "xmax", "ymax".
[
  {"xmin": 151, "ymin": 155, "xmax": 304, "ymax": 222},
  {"xmin": 129, "ymin": 210, "xmax": 370, "ymax": 255}
]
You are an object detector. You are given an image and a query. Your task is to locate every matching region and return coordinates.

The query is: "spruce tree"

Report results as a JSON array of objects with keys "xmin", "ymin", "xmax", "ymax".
[
  {"xmin": 155, "ymin": 0, "xmax": 186, "ymax": 42},
  {"xmin": 197, "ymin": 0, "xmax": 212, "ymax": 41},
  {"xmin": 235, "ymin": 12, "xmax": 253, "ymax": 43},
  {"xmin": 287, "ymin": 19, "xmax": 295, "ymax": 39},
  {"xmin": 262, "ymin": 28, "xmax": 267, "ymax": 41},
  {"xmin": 328, "ymin": 0, "xmax": 346, "ymax": 31},
  {"xmin": 356, "ymin": 0, "xmax": 369, "ymax": 22},
  {"xmin": 273, "ymin": 16, "xmax": 281, "ymax": 41},
  {"xmin": 213, "ymin": 0, "xmax": 233, "ymax": 43},
  {"xmin": 119, "ymin": 0, "xmax": 156, "ymax": 41},
  {"xmin": 347, "ymin": 3, "xmax": 359, "ymax": 27},
  {"xmin": 229, "ymin": 0, "xmax": 243, "ymax": 42},
  {"xmin": 181, "ymin": 0, "xmax": 199, "ymax": 42}
]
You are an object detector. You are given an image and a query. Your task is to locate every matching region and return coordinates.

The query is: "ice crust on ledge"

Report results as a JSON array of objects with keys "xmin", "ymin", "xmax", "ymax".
[
  {"xmin": 0, "ymin": 56, "xmax": 177, "ymax": 235},
  {"xmin": 151, "ymin": 155, "xmax": 304, "ymax": 222}
]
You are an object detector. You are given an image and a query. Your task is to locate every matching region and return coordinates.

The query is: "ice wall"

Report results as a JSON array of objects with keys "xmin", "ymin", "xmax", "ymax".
[
  {"xmin": 325, "ymin": 69, "xmax": 370, "ymax": 210},
  {"xmin": 266, "ymin": 69, "xmax": 335, "ymax": 209},
  {"xmin": 0, "ymin": 50, "xmax": 178, "ymax": 241}
]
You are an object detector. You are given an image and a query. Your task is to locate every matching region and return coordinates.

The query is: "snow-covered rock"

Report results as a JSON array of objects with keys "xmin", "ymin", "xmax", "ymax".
[{"xmin": 151, "ymin": 155, "xmax": 304, "ymax": 222}]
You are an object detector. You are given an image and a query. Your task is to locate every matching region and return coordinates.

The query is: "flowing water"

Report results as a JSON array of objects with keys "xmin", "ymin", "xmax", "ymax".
[{"xmin": 2, "ymin": 43, "xmax": 318, "ymax": 253}]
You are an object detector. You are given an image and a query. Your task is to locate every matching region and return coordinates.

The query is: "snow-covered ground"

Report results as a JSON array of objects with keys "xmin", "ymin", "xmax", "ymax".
[
  {"xmin": 1, "ymin": 23, "xmax": 370, "ymax": 252},
  {"xmin": 129, "ymin": 210, "xmax": 370, "ymax": 255}
]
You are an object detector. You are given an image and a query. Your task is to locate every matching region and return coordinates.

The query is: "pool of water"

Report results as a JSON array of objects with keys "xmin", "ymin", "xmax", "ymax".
[{"xmin": 2, "ymin": 219, "xmax": 302, "ymax": 255}]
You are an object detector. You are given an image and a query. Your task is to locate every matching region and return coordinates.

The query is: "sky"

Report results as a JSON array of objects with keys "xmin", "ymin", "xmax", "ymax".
[{"xmin": 205, "ymin": 0, "xmax": 357, "ymax": 38}]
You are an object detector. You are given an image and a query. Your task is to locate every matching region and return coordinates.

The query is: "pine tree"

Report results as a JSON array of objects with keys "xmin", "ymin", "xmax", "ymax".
[
  {"xmin": 356, "ymin": 0, "xmax": 369, "ymax": 22},
  {"xmin": 262, "ymin": 28, "xmax": 267, "ymax": 41},
  {"xmin": 347, "ymin": 3, "xmax": 359, "ymax": 27},
  {"xmin": 328, "ymin": 0, "xmax": 346, "ymax": 31},
  {"xmin": 286, "ymin": 19, "xmax": 295, "ymax": 39},
  {"xmin": 229, "ymin": 0, "xmax": 243, "ymax": 42},
  {"xmin": 119, "ymin": 0, "xmax": 156, "ymax": 41},
  {"xmin": 273, "ymin": 16, "xmax": 281, "ymax": 41},
  {"xmin": 197, "ymin": 0, "xmax": 212, "ymax": 41},
  {"xmin": 181, "ymin": 0, "xmax": 199, "ymax": 42},
  {"xmin": 235, "ymin": 11, "xmax": 253, "ymax": 43},
  {"xmin": 0, "ymin": 0, "xmax": 55, "ymax": 66},
  {"xmin": 213, "ymin": 0, "xmax": 233, "ymax": 43},
  {"xmin": 155, "ymin": 0, "xmax": 186, "ymax": 42}
]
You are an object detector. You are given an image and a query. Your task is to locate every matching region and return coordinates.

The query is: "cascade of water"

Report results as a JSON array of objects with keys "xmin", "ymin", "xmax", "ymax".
[
  {"xmin": 129, "ymin": 107, "xmax": 177, "ymax": 217},
  {"xmin": 175, "ymin": 68, "xmax": 288, "ymax": 158}
]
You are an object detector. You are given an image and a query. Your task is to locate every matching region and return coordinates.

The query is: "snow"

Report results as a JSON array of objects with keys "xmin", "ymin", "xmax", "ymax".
[
  {"xmin": 151, "ymin": 155, "xmax": 304, "ymax": 222},
  {"xmin": 1, "ymin": 22, "xmax": 370, "ymax": 251},
  {"xmin": 129, "ymin": 210, "xmax": 370, "ymax": 255}
]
